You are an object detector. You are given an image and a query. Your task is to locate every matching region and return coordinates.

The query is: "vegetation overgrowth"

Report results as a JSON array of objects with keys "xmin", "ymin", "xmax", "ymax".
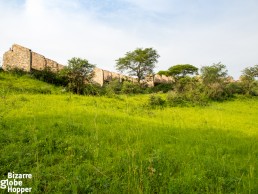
[
  {"xmin": 0, "ymin": 71, "xmax": 257, "ymax": 193},
  {"xmin": 0, "ymin": 71, "xmax": 64, "ymax": 95}
]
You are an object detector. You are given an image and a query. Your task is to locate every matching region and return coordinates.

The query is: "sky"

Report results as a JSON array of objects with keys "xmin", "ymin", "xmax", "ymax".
[{"xmin": 0, "ymin": 0, "xmax": 258, "ymax": 79}]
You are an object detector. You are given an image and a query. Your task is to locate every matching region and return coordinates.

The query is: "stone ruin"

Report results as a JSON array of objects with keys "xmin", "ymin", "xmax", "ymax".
[
  {"xmin": 2, "ymin": 44, "xmax": 174, "ymax": 86},
  {"xmin": 2, "ymin": 44, "xmax": 64, "ymax": 73}
]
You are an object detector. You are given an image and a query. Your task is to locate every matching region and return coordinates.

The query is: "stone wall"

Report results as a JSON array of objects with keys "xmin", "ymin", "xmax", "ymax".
[
  {"xmin": 3, "ymin": 44, "xmax": 64, "ymax": 72},
  {"xmin": 31, "ymin": 52, "xmax": 45, "ymax": 70},
  {"xmin": 3, "ymin": 44, "xmax": 31, "ymax": 72},
  {"xmin": 2, "ymin": 44, "xmax": 174, "ymax": 87}
]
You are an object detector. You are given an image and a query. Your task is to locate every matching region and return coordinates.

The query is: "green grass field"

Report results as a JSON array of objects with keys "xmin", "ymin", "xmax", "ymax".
[{"xmin": 0, "ymin": 72, "xmax": 257, "ymax": 193}]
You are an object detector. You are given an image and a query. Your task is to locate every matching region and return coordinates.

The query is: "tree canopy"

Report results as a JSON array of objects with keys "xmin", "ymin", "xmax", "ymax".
[
  {"xmin": 116, "ymin": 48, "xmax": 159, "ymax": 83},
  {"xmin": 62, "ymin": 57, "xmax": 95, "ymax": 94},
  {"xmin": 167, "ymin": 64, "xmax": 198, "ymax": 78},
  {"xmin": 242, "ymin": 65, "xmax": 258, "ymax": 80},
  {"xmin": 200, "ymin": 62, "xmax": 228, "ymax": 85},
  {"xmin": 157, "ymin": 70, "xmax": 169, "ymax": 76}
]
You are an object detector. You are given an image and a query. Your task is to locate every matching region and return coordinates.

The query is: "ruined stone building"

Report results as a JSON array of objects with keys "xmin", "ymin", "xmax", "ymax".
[
  {"xmin": 2, "ymin": 44, "xmax": 174, "ymax": 86},
  {"xmin": 2, "ymin": 44, "xmax": 64, "ymax": 72}
]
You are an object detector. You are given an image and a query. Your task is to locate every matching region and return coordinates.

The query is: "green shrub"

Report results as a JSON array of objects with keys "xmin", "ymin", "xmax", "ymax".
[
  {"xmin": 83, "ymin": 83, "xmax": 103, "ymax": 96},
  {"xmin": 167, "ymin": 91, "xmax": 189, "ymax": 107},
  {"xmin": 103, "ymin": 79, "xmax": 122, "ymax": 95},
  {"xmin": 204, "ymin": 83, "xmax": 232, "ymax": 101},
  {"xmin": 31, "ymin": 68, "xmax": 68, "ymax": 86},
  {"xmin": 151, "ymin": 83, "xmax": 174, "ymax": 93},
  {"xmin": 167, "ymin": 90, "xmax": 208, "ymax": 107},
  {"xmin": 225, "ymin": 82, "xmax": 245, "ymax": 95},
  {"xmin": 7, "ymin": 67, "xmax": 27, "ymax": 76},
  {"xmin": 250, "ymin": 81, "xmax": 258, "ymax": 96},
  {"xmin": 121, "ymin": 81, "xmax": 142, "ymax": 94},
  {"xmin": 148, "ymin": 94, "xmax": 166, "ymax": 107}
]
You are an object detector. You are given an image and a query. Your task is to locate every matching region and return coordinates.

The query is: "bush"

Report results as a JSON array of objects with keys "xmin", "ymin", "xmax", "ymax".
[
  {"xmin": 31, "ymin": 68, "xmax": 68, "ymax": 86},
  {"xmin": 7, "ymin": 67, "xmax": 27, "ymax": 76},
  {"xmin": 204, "ymin": 83, "xmax": 233, "ymax": 101},
  {"xmin": 103, "ymin": 79, "xmax": 122, "ymax": 95},
  {"xmin": 121, "ymin": 81, "xmax": 142, "ymax": 94},
  {"xmin": 167, "ymin": 92, "xmax": 189, "ymax": 107},
  {"xmin": 167, "ymin": 90, "xmax": 208, "ymax": 107},
  {"xmin": 83, "ymin": 83, "xmax": 103, "ymax": 96},
  {"xmin": 250, "ymin": 81, "xmax": 258, "ymax": 96},
  {"xmin": 148, "ymin": 94, "xmax": 166, "ymax": 107},
  {"xmin": 225, "ymin": 82, "xmax": 245, "ymax": 95},
  {"xmin": 151, "ymin": 83, "xmax": 174, "ymax": 93}
]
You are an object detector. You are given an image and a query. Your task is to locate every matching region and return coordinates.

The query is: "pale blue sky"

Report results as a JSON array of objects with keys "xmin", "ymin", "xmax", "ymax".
[{"xmin": 1, "ymin": 0, "xmax": 258, "ymax": 79}]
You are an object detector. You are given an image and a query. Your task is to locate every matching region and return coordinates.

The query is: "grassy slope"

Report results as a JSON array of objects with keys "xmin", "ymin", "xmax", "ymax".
[
  {"xmin": 0, "ymin": 71, "xmax": 64, "ymax": 94},
  {"xmin": 0, "ymin": 72, "xmax": 258, "ymax": 193}
]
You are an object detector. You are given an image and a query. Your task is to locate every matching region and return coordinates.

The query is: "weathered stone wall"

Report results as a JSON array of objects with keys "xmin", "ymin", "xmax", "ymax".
[
  {"xmin": 3, "ymin": 44, "xmax": 64, "ymax": 73},
  {"xmin": 3, "ymin": 44, "xmax": 31, "ymax": 72},
  {"xmin": 92, "ymin": 67, "xmax": 104, "ymax": 86},
  {"xmin": 45, "ymin": 58, "xmax": 63, "ymax": 72},
  {"xmin": 31, "ymin": 51, "xmax": 46, "ymax": 70},
  {"xmin": 103, "ymin": 70, "xmax": 112, "ymax": 82},
  {"xmin": 2, "ymin": 44, "xmax": 174, "ymax": 87},
  {"xmin": 111, "ymin": 72, "xmax": 120, "ymax": 80}
]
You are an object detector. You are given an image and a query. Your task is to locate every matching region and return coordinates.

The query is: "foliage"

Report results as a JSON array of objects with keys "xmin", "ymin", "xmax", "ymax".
[
  {"xmin": 116, "ymin": 48, "xmax": 159, "ymax": 83},
  {"xmin": 200, "ymin": 62, "xmax": 228, "ymax": 85},
  {"xmin": 249, "ymin": 81, "xmax": 258, "ymax": 96},
  {"xmin": 148, "ymin": 94, "xmax": 166, "ymax": 107},
  {"xmin": 167, "ymin": 90, "xmax": 208, "ymax": 107},
  {"xmin": 83, "ymin": 83, "xmax": 103, "ymax": 96},
  {"xmin": 103, "ymin": 79, "xmax": 123, "ymax": 96},
  {"xmin": 173, "ymin": 76, "xmax": 195, "ymax": 93},
  {"xmin": 225, "ymin": 82, "xmax": 246, "ymax": 95},
  {"xmin": 151, "ymin": 83, "xmax": 174, "ymax": 93},
  {"xmin": 121, "ymin": 81, "xmax": 142, "ymax": 94},
  {"xmin": 242, "ymin": 65, "xmax": 258, "ymax": 80},
  {"xmin": 167, "ymin": 64, "xmax": 198, "ymax": 79},
  {"xmin": 157, "ymin": 70, "xmax": 169, "ymax": 76},
  {"xmin": 62, "ymin": 57, "xmax": 95, "ymax": 94},
  {"xmin": 204, "ymin": 83, "xmax": 232, "ymax": 101},
  {"xmin": 240, "ymin": 65, "xmax": 258, "ymax": 95},
  {"xmin": 5, "ymin": 67, "xmax": 28, "ymax": 76},
  {"xmin": 31, "ymin": 67, "xmax": 68, "ymax": 86},
  {"xmin": 200, "ymin": 62, "xmax": 232, "ymax": 101},
  {"xmin": 0, "ymin": 71, "xmax": 64, "ymax": 95},
  {"xmin": 98, "ymin": 79, "xmax": 144, "ymax": 96}
]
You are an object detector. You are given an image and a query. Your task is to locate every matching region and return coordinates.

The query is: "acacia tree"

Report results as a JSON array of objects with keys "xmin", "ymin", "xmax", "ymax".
[
  {"xmin": 242, "ymin": 65, "xmax": 258, "ymax": 80},
  {"xmin": 62, "ymin": 57, "xmax": 95, "ymax": 94},
  {"xmin": 165, "ymin": 64, "xmax": 198, "ymax": 79},
  {"xmin": 116, "ymin": 48, "xmax": 160, "ymax": 83},
  {"xmin": 200, "ymin": 62, "xmax": 230, "ymax": 100},
  {"xmin": 200, "ymin": 62, "xmax": 228, "ymax": 85},
  {"xmin": 241, "ymin": 65, "xmax": 258, "ymax": 95}
]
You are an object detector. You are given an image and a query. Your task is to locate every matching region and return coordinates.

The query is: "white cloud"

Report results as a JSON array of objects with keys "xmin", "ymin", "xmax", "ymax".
[{"xmin": 0, "ymin": 0, "xmax": 258, "ymax": 78}]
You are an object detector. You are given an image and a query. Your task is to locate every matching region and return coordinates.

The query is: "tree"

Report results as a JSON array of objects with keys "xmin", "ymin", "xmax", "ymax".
[
  {"xmin": 167, "ymin": 64, "xmax": 198, "ymax": 79},
  {"xmin": 200, "ymin": 62, "xmax": 231, "ymax": 100},
  {"xmin": 200, "ymin": 62, "xmax": 228, "ymax": 85},
  {"xmin": 116, "ymin": 48, "xmax": 159, "ymax": 83},
  {"xmin": 157, "ymin": 70, "xmax": 169, "ymax": 76},
  {"xmin": 240, "ymin": 65, "xmax": 258, "ymax": 95},
  {"xmin": 242, "ymin": 65, "xmax": 258, "ymax": 80},
  {"xmin": 62, "ymin": 57, "xmax": 95, "ymax": 94}
]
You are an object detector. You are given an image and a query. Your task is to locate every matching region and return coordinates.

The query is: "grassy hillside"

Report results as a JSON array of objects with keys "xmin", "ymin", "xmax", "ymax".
[
  {"xmin": 0, "ymin": 72, "xmax": 258, "ymax": 193},
  {"xmin": 0, "ymin": 71, "xmax": 64, "ymax": 95}
]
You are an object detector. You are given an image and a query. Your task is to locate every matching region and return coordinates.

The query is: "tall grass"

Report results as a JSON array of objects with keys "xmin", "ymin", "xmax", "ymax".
[
  {"xmin": 0, "ymin": 72, "xmax": 64, "ymax": 95},
  {"xmin": 0, "ymin": 72, "xmax": 257, "ymax": 193}
]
